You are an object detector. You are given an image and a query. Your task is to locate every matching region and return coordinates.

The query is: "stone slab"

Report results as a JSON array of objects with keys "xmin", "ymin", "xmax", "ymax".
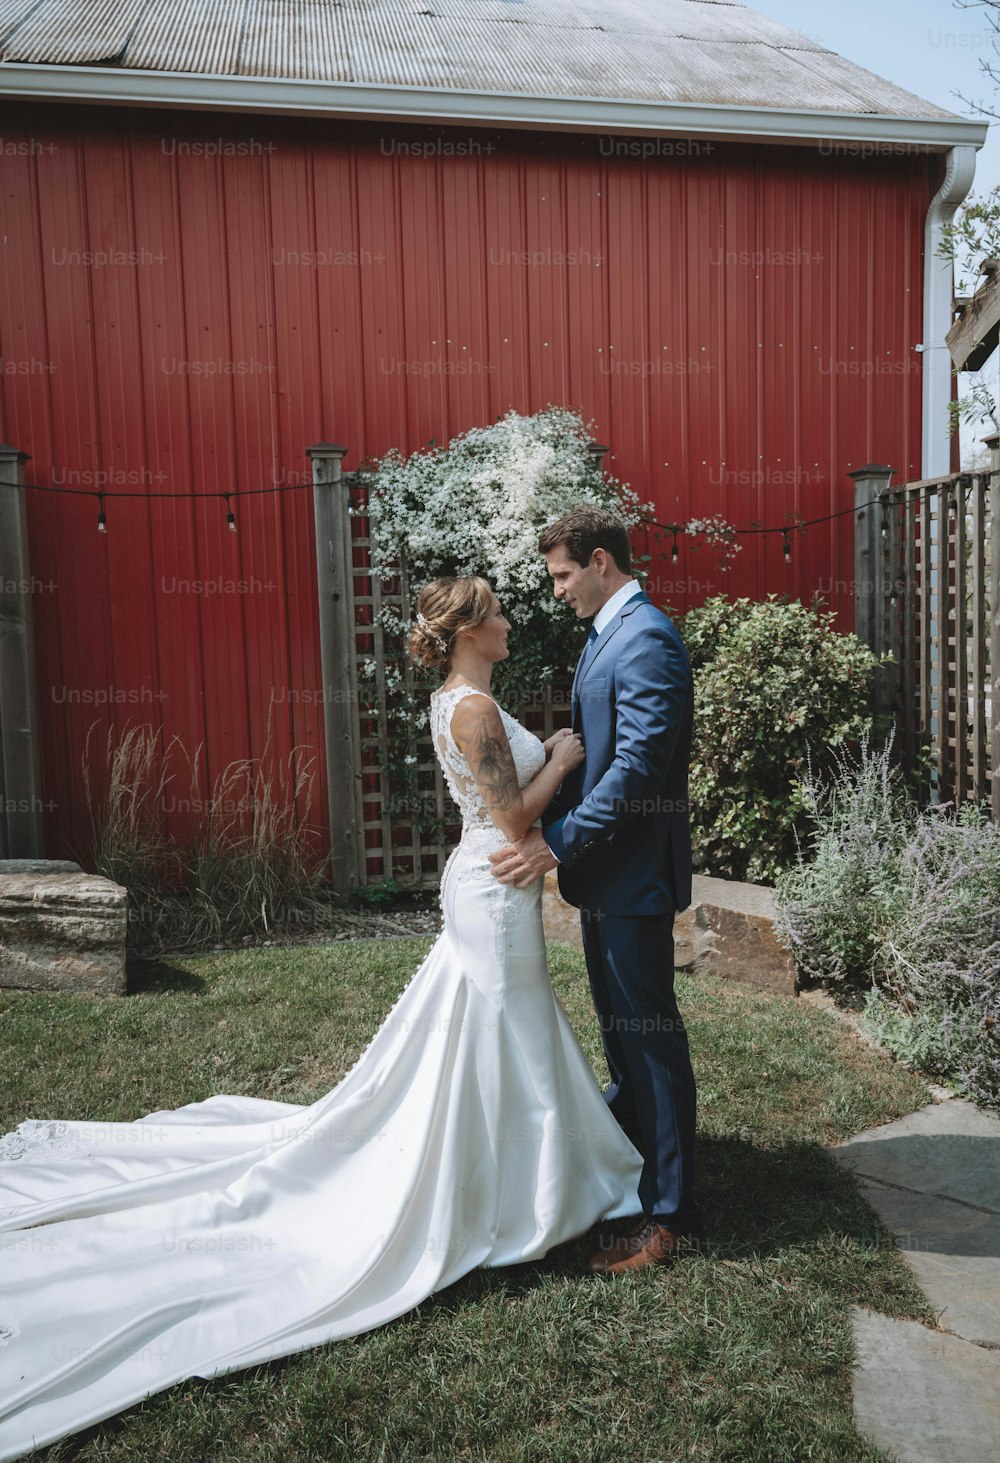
[
  {"xmin": 0, "ymin": 859, "xmax": 81, "ymax": 875},
  {"xmin": 541, "ymin": 871, "xmax": 699, "ymax": 968},
  {"xmin": 541, "ymin": 871, "xmax": 583, "ymax": 950},
  {"xmin": 833, "ymin": 1101, "xmax": 1000, "ymax": 1347},
  {"xmin": 0, "ymin": 871, "xmax": 127, "ymax": 995},
  {"xmin": 854, "ymin": 1180, "xmax": 1000, "ymax": 1347},
  {"xmin": 833, "ymin": 1100, "xmax": 1000, "ymax": 1223},
  {"xmin": 850, "ymin": 1307, "xmax": 1000, "ymax": 1463},
  {"xmin": 542, "ymin": 871, "xmax": 795, "ymax": 993}
]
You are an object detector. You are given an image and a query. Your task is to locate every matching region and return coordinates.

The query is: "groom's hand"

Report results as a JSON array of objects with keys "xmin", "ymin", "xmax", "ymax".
[{"xmin": 488, "ymin": 827, "xmax": 558, "ymax": 888}]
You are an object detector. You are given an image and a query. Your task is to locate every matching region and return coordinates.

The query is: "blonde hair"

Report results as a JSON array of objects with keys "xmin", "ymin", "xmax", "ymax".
[{"xmin": 408, "ymin": 575, "xmax": 493, "ymax": 672}]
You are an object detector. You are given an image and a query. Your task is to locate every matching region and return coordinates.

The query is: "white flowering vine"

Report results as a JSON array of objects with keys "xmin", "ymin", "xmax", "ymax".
[
  {"xmin": 683, "ymin": 514, "xmax": 743, "ymax": 571},
  {"xmin": 354, "ymin": 408, "xmax": 654, "ymax": 855}
]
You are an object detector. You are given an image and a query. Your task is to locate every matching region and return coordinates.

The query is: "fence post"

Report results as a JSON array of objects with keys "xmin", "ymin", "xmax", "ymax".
[
  {"xmin": 307, "ymin": 442, "xmax": 364, "ymax": 900},
  {"xmin": 985, "ymin": 431, "xmax": 1000, "ymax": 822},
  {"xmin": 849, "ymin": 463, "xmax": 895, "ymax": 721},
  {"xmin": 0, "ymin": 445, "xmax": 44, "ymax": 859}
]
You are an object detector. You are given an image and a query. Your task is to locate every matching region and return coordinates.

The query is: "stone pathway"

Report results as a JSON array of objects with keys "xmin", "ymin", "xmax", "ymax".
[{"xmin": 832, "ymin": 1099, "xmax": 1000, "ymax": 1463}]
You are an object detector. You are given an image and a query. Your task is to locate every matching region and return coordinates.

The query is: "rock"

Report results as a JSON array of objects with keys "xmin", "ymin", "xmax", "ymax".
[
  {"xmin": 0, "ymin": 871, "xmax": 127, "ymax": 995},
  {"xmin": 542, "ymin": 871, "xmax": 796, "ymax": 995},
  {"xmin": 0, "ymin": 859, "xmax": 81, "ymax": 875},
  {"xmin": 680, "ymin": 875, "xmax": 798, "ymax": 997},
  {"xmin": 541, "ymin": 872, "xmax": 582, "ymax": 948}
]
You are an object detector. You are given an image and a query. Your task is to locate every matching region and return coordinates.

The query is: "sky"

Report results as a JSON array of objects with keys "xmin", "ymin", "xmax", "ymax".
[
  {"xmin": 756, "ymin": 0, "xmax": 997, "ymax": 194},
  {"xmin": 756, "ymin": 0, "xmax": 999, "ymax": 459}
]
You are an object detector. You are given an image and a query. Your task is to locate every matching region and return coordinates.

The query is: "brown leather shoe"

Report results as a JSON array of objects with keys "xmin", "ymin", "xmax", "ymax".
[
  {"xmin": 588, "ymin": 1219, "xmax": 702, "ymax": 1274},
  {"xmin": 589, "ymin": 1210, "xmax": 648, "ymax": 1253}
]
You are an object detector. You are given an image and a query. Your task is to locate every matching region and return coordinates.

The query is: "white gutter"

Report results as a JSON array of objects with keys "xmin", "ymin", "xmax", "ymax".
[
  {"xmin": 921, "ymin": 144, "xmax": 979, "ymax": 475},
  {"xmin": 0, "ymin": 62, "xmax": 990, "ymax": 151}
]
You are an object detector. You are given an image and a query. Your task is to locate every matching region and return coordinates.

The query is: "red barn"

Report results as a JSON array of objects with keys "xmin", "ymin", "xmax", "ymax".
[{"xmin": 0, "ymin": 0, "xmax": 987, "ymax": 867}]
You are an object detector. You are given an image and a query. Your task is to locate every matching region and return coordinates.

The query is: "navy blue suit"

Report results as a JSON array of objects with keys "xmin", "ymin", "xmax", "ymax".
[{"xmin": 543, "ymin": 591, "xmax": 701, "ymax": 1233}]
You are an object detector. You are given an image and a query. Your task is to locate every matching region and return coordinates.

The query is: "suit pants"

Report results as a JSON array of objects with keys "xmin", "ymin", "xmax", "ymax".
[{"xmin": 580, "ymin": 907, "xmax": 701, "ymax": 1234}]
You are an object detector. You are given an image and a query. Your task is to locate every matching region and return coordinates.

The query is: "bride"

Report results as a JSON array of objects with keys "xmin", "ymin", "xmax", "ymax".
[{"xmin": 0, "ymin": 574, "xmax": 644, "ymax": 1461}]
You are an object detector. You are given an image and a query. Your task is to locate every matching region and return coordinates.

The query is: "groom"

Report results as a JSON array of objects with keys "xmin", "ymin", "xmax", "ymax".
[{"xmin": 488, "ymin": 505, "xmax": 703, "ymax": 1272}]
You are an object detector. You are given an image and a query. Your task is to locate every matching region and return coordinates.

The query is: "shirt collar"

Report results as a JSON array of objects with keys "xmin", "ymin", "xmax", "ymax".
[{"xmin": 592, "ymin": 579, "xmax": 643, "ymax": 637}]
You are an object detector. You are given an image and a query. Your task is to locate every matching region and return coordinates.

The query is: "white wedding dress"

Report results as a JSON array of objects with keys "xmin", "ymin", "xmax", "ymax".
[{"xmin": 0, "ymin": 684, "xmax": 643, "ymax": 1460}]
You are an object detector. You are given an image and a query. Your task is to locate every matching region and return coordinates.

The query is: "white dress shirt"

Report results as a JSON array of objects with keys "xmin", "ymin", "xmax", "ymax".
[{"xmin": 592, "ymin": 578, "xmax": 643, "ymax": 637}]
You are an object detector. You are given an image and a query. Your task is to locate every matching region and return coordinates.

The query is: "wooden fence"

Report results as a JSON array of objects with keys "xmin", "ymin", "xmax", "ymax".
[{"xmin": 852, "ymin": 446, "xmax": 1000, "ymax": 818}]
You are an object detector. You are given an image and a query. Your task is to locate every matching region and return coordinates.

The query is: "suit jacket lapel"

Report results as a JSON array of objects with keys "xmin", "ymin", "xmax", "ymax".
[{"xmin": 571, "ymin": 592, "xmax": 649, "ymax": 724}]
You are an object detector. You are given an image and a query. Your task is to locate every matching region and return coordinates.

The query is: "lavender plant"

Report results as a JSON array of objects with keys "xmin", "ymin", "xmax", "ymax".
[
  {"xmin": 867, "ymin": 804, "xmax": 1000, "ymax": 1104},
  {"xmin": 775, "ymin": 735, "xmax": 1000, "ymax": 1106},
  {"xmin": 774, "ymin": 729, "xmax": 910, "ymax": 980}
]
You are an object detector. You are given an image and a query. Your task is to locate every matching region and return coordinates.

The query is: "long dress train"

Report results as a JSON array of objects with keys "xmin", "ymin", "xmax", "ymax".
[{"xmin": 0, "ymin": 683, "xmax": 643, "ymax": 1460}]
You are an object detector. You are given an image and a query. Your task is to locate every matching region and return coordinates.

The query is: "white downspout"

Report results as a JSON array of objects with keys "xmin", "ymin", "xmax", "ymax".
[
  {"xmin": 919, "ymin": 143, "xmax": 978, "ymax": 804},
  {"xmin": 921, "ymin": 144, "xmax": 978, "ymax": 475}
]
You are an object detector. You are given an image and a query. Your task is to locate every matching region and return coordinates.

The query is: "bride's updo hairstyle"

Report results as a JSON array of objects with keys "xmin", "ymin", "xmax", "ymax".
[{"xmin": 408, "ymin": 575, "xmax": 493, "ymax": 672}]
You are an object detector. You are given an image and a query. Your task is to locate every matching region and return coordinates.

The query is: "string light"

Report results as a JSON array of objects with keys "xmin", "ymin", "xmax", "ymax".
[{"xmin": 20, "ymin": 473, "xmax": 957, "ymax": 570}]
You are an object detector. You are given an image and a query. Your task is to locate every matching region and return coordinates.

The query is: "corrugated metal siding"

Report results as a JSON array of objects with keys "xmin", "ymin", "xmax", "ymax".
[
  {"xmin": 0, "ymin": 105, "xmax": 933, "ymax": 862},
  {"xmin": 0, "ymin": 0, "xmax": 958, "ymax": 120}
]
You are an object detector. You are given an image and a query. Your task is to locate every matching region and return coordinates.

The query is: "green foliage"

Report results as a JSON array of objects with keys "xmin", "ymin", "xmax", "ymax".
[
  {"xmin": 940, "ymin": 189, "xmax": 1000, "ymax": 297},
  {"xmin": 353, "ymin": 878, "xmax": 401, "ymax": 908},
  {"xmin": 774, "ymin": 738, "xmax": 1000, "ymax": 1107},
  {"xmin": 359, "ymin": 406, "xmax": 651, "ymax": 713},
  {"xmin": 677, "ymin": 595, "xmax": 879, "ymax": 884},
  {"xmin": 860, "ymin": 990, "xmax": 954, "ymax": 1081},
  {"xmin": 774, "ymin": 731, "xmax": 912, "ymax": 983},
  {"xmin": 938, "ymin": 188, "xmax": 1000, "ymax": 436}
]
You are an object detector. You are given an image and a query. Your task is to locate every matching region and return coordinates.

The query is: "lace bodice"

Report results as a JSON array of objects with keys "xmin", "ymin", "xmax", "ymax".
[{"xmin": 430, "ymin": 683, "xmax": 545, "ymax": 845}]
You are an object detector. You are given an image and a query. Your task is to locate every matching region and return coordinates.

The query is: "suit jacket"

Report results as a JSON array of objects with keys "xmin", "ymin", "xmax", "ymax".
[{"xmin": 543, "ymin": 591, "xmax": 693, "ymax": 916}]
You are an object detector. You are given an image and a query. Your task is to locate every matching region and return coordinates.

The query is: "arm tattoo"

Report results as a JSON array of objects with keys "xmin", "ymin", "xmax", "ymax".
[{"xmin": 470, "ymin": 712, "xmax": 520, "ymax": 812}]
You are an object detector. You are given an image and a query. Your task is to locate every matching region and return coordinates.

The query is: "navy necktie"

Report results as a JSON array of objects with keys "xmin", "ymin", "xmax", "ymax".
[{"xmin": 577, "ymin": 625, "xmax": 599, "ymax": 681}]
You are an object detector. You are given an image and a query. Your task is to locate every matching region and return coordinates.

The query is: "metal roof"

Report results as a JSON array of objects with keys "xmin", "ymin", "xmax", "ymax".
[{"xmin": 0, "ymin": 0, "xmax": 961, "ymax": 121}]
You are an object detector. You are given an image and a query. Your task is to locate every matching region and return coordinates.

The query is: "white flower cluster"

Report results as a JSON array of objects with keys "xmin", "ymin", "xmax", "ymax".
[
  {"xmin": 685, "ymin": 513, "xmax": 743, "ymax": 570},
  {"xmin": 364, "ymin": 406, "xmax": 650, "ymax": 624}
]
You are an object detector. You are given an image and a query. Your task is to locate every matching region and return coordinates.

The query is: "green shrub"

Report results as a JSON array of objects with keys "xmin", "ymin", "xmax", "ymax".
[
  {"xmin": 774, "ymin": 737, "xmax": 1000, "ymax": 1107},
  {"xmin": 360, "ymin": 405, "xmax": 651, "ymax": 713},
  {"xmin": 677, "ymin": 595, "xmax": 879, "ymax": 883},
  {"xmin": 871, "ymin": 802, "xmax": 1000, "ymax": 1105},
  {"xmin": 774, "ymin": 731, "xmax": 912, "ymax": 982},
  {"xmin": 860, "ymin": 989, "xmax": 955, "ymax": 1082}
]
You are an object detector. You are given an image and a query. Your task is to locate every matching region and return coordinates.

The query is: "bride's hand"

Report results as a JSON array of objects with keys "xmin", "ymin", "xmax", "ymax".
[
  {"xmin": 550, "ymin": 732, "xmax": 585, "ymax": 773},
  {"xmin": 542, "ymin": 727, "xmax": 573, "ymax": 759}
]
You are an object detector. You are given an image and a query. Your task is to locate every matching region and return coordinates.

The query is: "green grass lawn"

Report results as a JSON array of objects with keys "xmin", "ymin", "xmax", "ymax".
[{"xmin": 1, "ymin": 940, "xmax": 933, "ymax": 1462}]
